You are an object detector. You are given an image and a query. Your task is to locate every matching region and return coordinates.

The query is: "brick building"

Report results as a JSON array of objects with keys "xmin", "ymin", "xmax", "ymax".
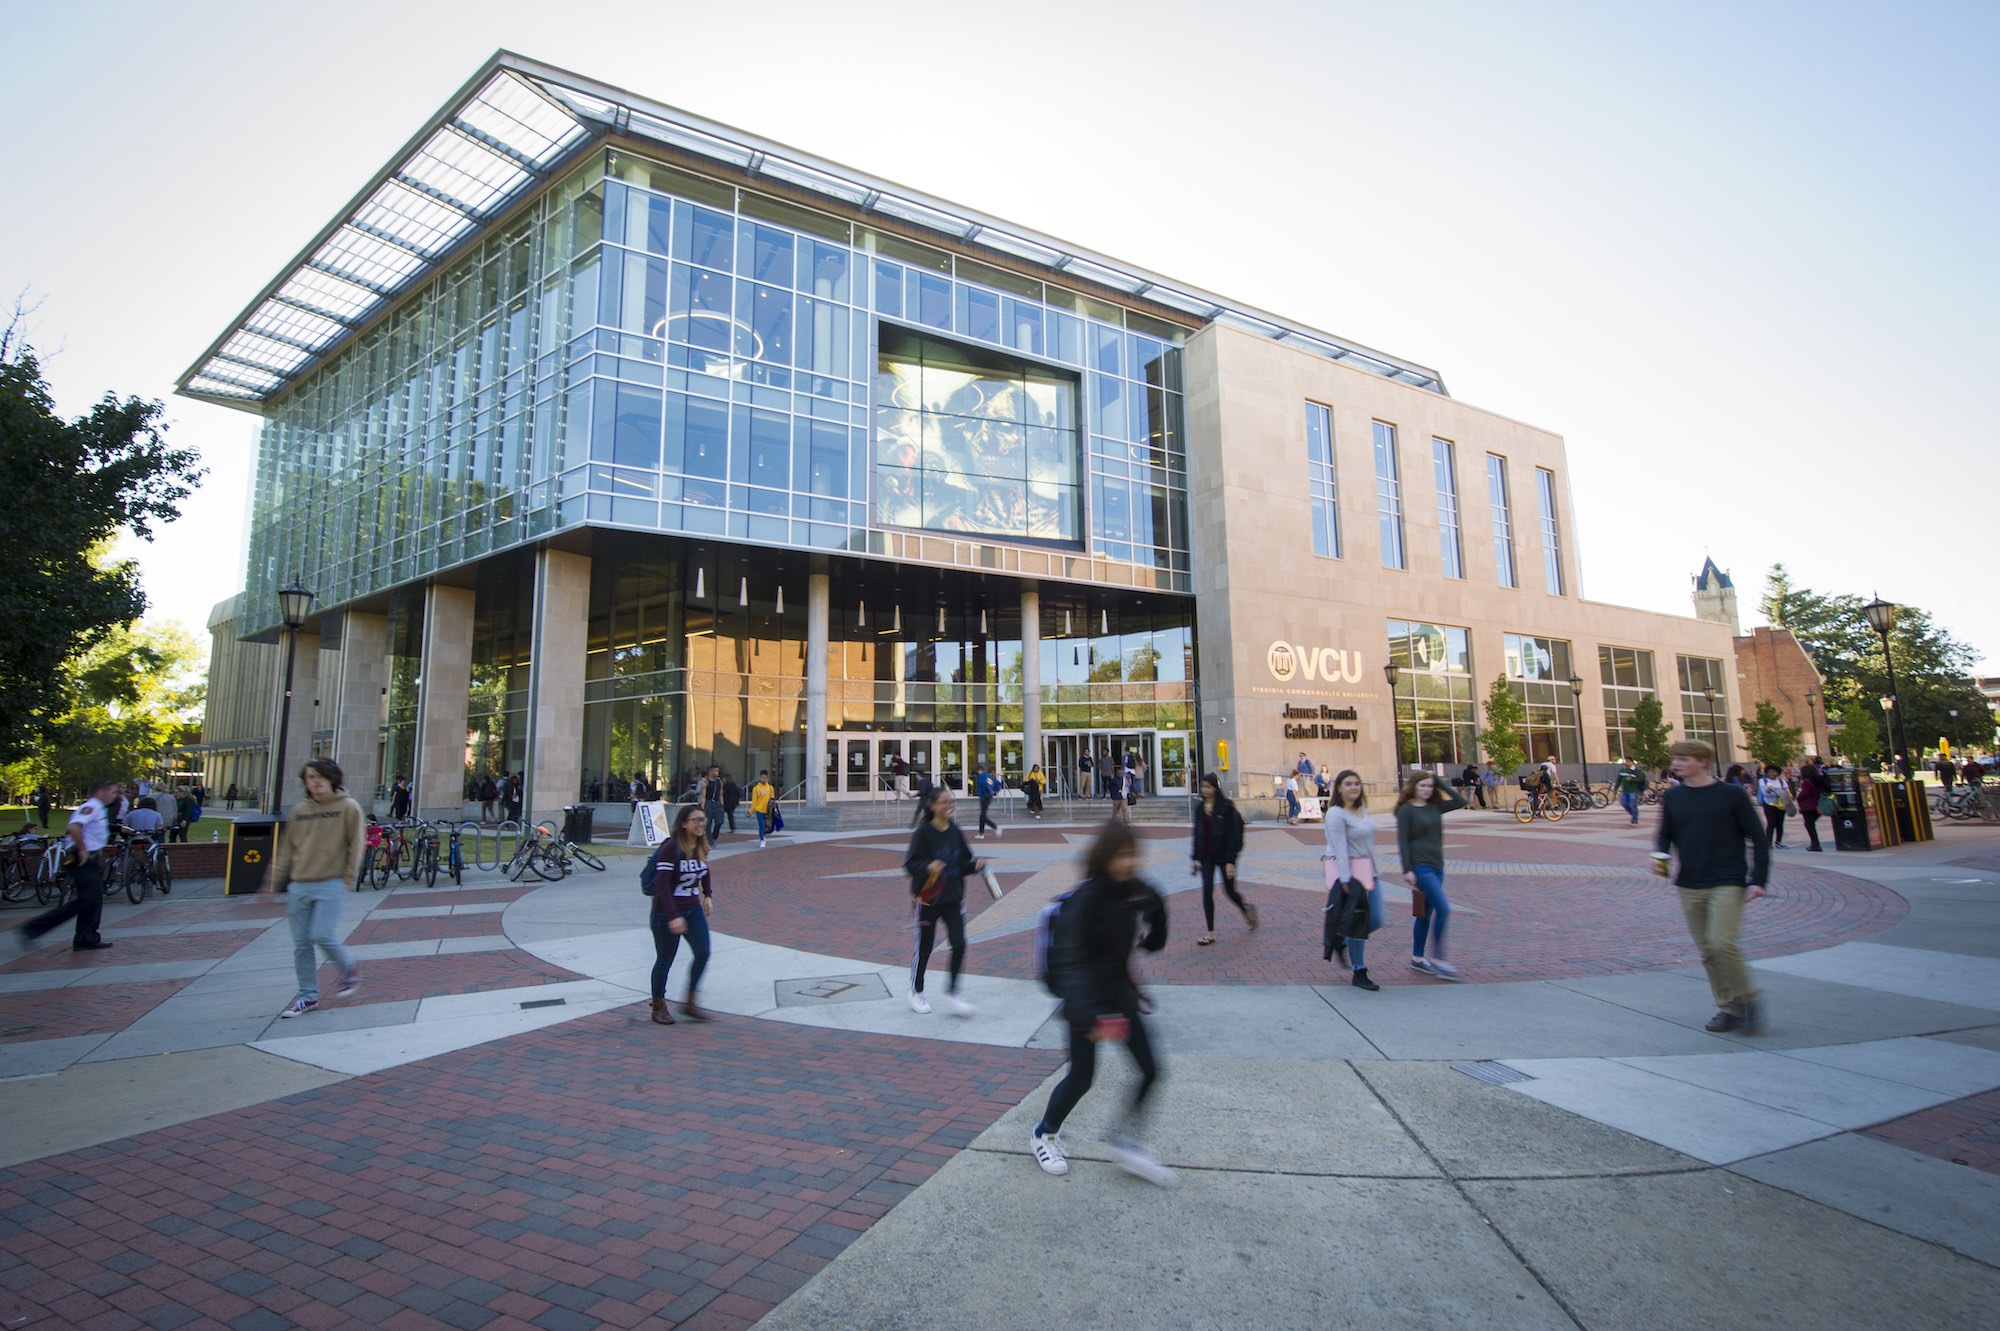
[{"xmin": 1731, "ymin": 626, "xmax": 1830, "ymax": 760}]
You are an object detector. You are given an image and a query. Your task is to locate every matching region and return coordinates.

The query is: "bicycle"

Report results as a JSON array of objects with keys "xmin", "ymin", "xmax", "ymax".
[
  {"xmin": 36, "ymin": 839, "xmax": 72, "ymax": 905},
  {"xmin": 546, "ymin": 821, "xmax": 605, "ymax": 873},
  {"xmin": 407, "ymin": 819, "xmax": 442, "ymax": 888},
  {"xmin": 444, "ymin": 822, "xmax": 466, "ymax": 885},
  {"xmin": 114, "ymin": 833, "xmax": 172, "ymax": 904},
  {"xmin": 1513, "ymin": 789, "xmax": 1567, "ymax": 822},
  {"xmin": 504, "ymin": 825, "xmax": 553, "ymax": 881},
  {"xmin": 363, "ymin": 820, "xmax": 407, "ymax": 889},
  {"xmin": 0, "ymin": 832, "xmax": 49, "ymax": 903}
]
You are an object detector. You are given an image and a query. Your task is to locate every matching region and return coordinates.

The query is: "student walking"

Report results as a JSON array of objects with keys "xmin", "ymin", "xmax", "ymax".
[
  {"xmin": 1756, "ymin": 764, "xmax": 1791, "ymax": 848},
  {"xmin": 749, "ymin": 770, "xmax": 777, "ymax": 848},
  {"xmin": 1397, "ymin": 771, "xmax": 1469, "ymax": 980},
  {"xmin": 1321, "ymin": 770, "xmax": 1384, "ymax": 989},
  {"xmin": 1189, "ymin": 773, "xmax": 1256, "ymax": 946},
  {"xmin": 904, "ymin": 787, "xmax": 982, "ymax": 1015},
  {"xmin": 1108, "ymin": 764, "xmax": 1131, "ymax": 823},
  {"xmin": 1656, "ymin": 739, "xmax": 1770, "ymax": 1033},
  {"xmin": 645, "ymin": 805, "xmax": 716, "ymax": 1024},
  {"xmin": 269, "ymin": 760, "xmax": 366, "ymax": 1018},
  {"xmin": 1795, "ymin": 757, "xmax": 1827, "ymax": 852},
  {"xmin": 1030, "ymin": 822, "xmax": 1174, "ymax": 1185},
  {"xmin": 974, "ymin": 763, "xmax": 1003, "ymax": 840},
  {"xmin": 1615, "ymin": 757, "xmax": 1647, "ymax": 825},
  {"xmin": 1023, "ymin": 764, "xmax": 1046, "ymax": 818}
]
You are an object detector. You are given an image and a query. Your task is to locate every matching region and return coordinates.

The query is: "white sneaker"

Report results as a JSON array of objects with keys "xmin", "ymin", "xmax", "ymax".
[
  {"xmin": 758, "ymin": 839, "xmax": 766, "ymax": 849},
  {"xmin": 993, "ymin": 826, "xmax": 1002, "ymax": 839},
  {"xmin": 279, "ymin": 996, "xmax": 318, "ymax": 1019},
  {"xmin": 1429, "ymin": 960, "xmax": 1463, "ymax": 981},
  {"xmin": 1031, "ymin": 1128, "xmax": 1068, "ymax": 1175},
  {"xmin": 1411, "ymin": 957, "xmax": 1438, "ymax": 976},
  {"xmin": 941, "ymin": 990, "xmax": 974, "ymax": 1016},
  {"xmin": 908, "ymin": 991, "xmax": 931, "ymax": 1014},
  {"xmin": 1106, "ymin": 1134, "xmax": 1177, "ymax": 1188}
]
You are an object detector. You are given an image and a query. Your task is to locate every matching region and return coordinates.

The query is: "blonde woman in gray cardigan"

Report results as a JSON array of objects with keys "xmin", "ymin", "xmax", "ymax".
[{"xmin": 1322, "ymin": 770, "xmax": 1384, "ymax": 991}]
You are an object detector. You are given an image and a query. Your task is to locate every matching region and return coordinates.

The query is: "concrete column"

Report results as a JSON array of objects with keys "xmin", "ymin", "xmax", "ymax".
[
  {"xmin": 415, "ymin": 583, "xmax": 475, "ymax": 820},
  {"xmin": 329, "ymin": 612, "xmax": 388, "ymax": 814},
  {"xmin": 526, "ymin": 548, "xmax": 590, "ymax": 829},
  {"xmin": 269, "ymin": 631, "xmax": 321, "ymax": 812},
  {"xmin": 806, "ymin": 573, "xmax": 829, "ymax": 808},
  {"xmin": 1020, "ymin": 588, "xmax": 1041, "ymax": 781}
]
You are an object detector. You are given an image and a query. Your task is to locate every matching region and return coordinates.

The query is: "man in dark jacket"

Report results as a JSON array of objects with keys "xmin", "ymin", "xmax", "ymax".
[
  {"xmin": 1656, "ymin": 739, "xmax": 1770, "ymax": 1034},
  {"xmin": 1030, "ymin": 823, "xmax": 1174, "ymax": 1187}
]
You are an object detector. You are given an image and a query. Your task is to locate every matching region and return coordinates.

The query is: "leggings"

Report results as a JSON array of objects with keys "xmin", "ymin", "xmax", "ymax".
[
  {"xmin": 1763, "ymin": 806, "xmax": 1786, "ymax": 845},
  {"xmin": 650, "ymin": 906, "xmax": 712, "ymax": 1000},
  {"xmin": 1199, "ymin": 861, "xmax": 1248, "ymax": 931},
  {"xmin": 978, "ymin": 796, "xmax": 997, "ymax": 834},
  {"xmin": 1801, "ymin": 810, "xmax": 1822, "ymax": 850},
  {"xmin": 1410, "ymin": 865, "xmax": 1452, "ymax": 959},
  {"xmin": 1040, "ymin": 1012, "xmax": 1159, "ymax": 1135},
  {"xmin": 911, "ymin": 901, "xmax": 966, "ymax": 994}
]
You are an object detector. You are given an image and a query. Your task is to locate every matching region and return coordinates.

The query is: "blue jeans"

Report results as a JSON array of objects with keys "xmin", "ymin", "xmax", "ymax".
[
  {"xmin": 1620, "ymin": 791, "xmax": 1640, "ymax": 821},
  {"xmin": 288, "ymin": 877, "xmax": 354, "ymax": 1002},
  {"xmin": 1337, "ymin": 857, "xmax": 1387, "ymax": 970},
  {"xmin": 1410, "ymin": 865, "xmax": 1452, "ymax": 960},
  {"xmin": 755, "ymin": 810, "xmax": 771, "ymax": 841},
  {"xmin": 650, "ymin": 905, "xmax": 711, "ymax": 1000}
]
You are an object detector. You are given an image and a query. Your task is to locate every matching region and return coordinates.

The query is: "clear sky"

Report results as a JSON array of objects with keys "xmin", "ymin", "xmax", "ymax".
[{"xmin": 4, "ymin": 0, "xmax": 1992, "ymax": 670}]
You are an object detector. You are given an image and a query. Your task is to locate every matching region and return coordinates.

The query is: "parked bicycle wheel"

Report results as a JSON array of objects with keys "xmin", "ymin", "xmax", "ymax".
[
  {"xmin": 124, "ymin": 849, "xmax": 151, "ymax": 905},
  {"xmin": 505, "ymin": 841, "xmax": 544, "ymax": 882},
  {"xmin": 447, "ymin": 833, "xmax": 464, "ymax": 885},
  {"xmin": 368, "ymin": 844, "xmax": 391, "ymax": 889},
  {"xmin": 534, "ymin": 843, "xmax": 570, "ymax": 879},
  {"xmin": 416, "ymin": 839, "xmax": 438, "ymax": 888},
  {"xmin": 569, "ymin": 845, "xmax": 606, "ymax": 872},
  {"xmin": 155, "ymin": 850, "xmax": 172, "ymax": 896}
]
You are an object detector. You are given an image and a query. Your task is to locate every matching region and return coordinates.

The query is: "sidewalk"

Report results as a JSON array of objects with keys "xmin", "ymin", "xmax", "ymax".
[{"xmin": 2, "ymin": 816, "xmax": 1997, "ymax": 1328}]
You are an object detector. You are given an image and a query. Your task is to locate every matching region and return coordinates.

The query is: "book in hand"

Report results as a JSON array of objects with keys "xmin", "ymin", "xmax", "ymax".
[
  {"xmin": 918, "ymin": 865, "xmax": 943, "ymax": 906},
  {"xmin": 983, "ymin": 867, "xmax": 1003, "ymax": 900}
]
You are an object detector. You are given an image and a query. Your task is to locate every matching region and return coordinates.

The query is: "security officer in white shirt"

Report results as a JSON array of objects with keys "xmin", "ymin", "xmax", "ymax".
[{"xmin": 13, "ymin": 778, "xmax": 119, "ymax": 951}]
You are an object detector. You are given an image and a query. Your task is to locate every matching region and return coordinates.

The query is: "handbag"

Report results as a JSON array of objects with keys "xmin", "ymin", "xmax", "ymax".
[{"xmin": 771, "ymin": 806, "xmax": 784, "ymax": 833}]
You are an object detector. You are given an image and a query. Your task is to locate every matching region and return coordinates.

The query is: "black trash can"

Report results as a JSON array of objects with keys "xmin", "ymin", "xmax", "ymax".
[
  {"xmin": 1822, "ymin": 769, "xmax": 1871, "ymax": 852},
  {"xmin": 227, "ymin": 817, "xmax": 282, "ymax": 895},
  {"xmin": 562, "ymin": 805, "xmax": 594, "ymax": 844}
]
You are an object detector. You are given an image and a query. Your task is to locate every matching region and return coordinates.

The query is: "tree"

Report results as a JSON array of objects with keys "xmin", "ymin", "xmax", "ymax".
[
  {"xmin": 0, "ymin": 325, "xmax": 204, "ymax": 763},
  {"xmin": 1759, "ymin": 564, "xmax": 1985, "ymax": 760},
  {"xmin": 9, "ymin": 620, "xmax": 204, "ymax": 795},
  {"xmin": 1740, "ymin": 699, "xmax": 1805, "ymax": 769},
  {"xmin": 1830, "ymin": 704, "xmax": 1879, "ymax": 763},
  {"xmin": 1627, "ymin": 695, "xmax": 1674, "ymax": 772},
  {"xmin": 1476, "ymin": 675, "xmax": 1527, "ymax": 775}
]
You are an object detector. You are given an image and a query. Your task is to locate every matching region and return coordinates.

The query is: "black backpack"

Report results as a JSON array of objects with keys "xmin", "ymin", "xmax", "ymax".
[{"xmin": 1033, "ymin": 889, "xmax": 1087, "ymax": 996}]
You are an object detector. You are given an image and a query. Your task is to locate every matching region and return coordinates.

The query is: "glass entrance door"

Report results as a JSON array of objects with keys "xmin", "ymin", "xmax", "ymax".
[{"xmin": 1157, "ymin": 732, "xmax": 1191, "ymax": 794}]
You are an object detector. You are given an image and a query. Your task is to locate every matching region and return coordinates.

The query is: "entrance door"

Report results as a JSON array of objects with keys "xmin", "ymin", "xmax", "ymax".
[{"xmin": 1156, "ymin": 732, "xmax": 1191, "ymax": 795}]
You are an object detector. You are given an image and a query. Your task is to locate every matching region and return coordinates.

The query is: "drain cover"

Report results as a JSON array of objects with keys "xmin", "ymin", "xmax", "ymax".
[
  {"xmin": 1453, "ymin": 1061, "xmax": 1532, "ymax": 1086},
  {"xmin": 519, "ymin": 997, "xmax": 567, "ymax": 1010}
]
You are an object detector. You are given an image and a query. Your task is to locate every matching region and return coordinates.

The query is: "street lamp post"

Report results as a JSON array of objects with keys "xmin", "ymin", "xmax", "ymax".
[
  {"xmin": 1383, "ymin": 661, "xmax": 1404, "ymax": 787},
  {"xmin": 1568, "ymin": 673, "xmax": 1585, "ymax": 785},
  {"xmin": 1949, "ymin": 709, "xmax": 1960, "ymax": 758},
  {"xmin": 1703, "ymin": 685, "xmax": 1720, "ymax": 776},
  {"xmin": 1862, "ymin": 595, "xmax": 1909, "ymax": 777},
  {"xmin": 270, "ymin": 577, "xmax": 316, "ymax": 814},
  {"xmin": 1879, "ymin": 696, "xmax": 1895, "ymax": 771},
  {"xmin": 1804, "ymin": 689, "xmax": 1821, "ymax": 759}
]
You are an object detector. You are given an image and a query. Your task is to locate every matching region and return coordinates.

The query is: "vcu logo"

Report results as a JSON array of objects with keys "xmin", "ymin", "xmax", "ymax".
[{"xmin": 1267, "ymin": 640, "xmax": 1363, "ymax": 684}]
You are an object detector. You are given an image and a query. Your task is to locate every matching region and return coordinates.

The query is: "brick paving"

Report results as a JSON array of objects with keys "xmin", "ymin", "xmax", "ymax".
[
  {"xmin": 0, "ymin": 978, "xmax": 196, "ymax": 1044},
  {"xmin": 344, "ymin": 914, "xmax": 516, "ymax": 947},
  {"xmin": 329, "ymin": 952, "xmax": 580, "ymax": 1009},
  {"xmin": 724, "ymin": 824, "xmax": 1908, "ymax": 986},
  {"xmin": 1866, "ymin": 1087, "xmax": 2000, "ymax": 1177},
  {"xmin": 0, "ymin": 1011, "xmax": 1061, "ymax": 1331}
]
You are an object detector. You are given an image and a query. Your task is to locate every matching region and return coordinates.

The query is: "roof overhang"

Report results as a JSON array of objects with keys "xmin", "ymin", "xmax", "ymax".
[{"xmin": 177, "ymin": 51, "xmax": 1445, "ymax": 412}]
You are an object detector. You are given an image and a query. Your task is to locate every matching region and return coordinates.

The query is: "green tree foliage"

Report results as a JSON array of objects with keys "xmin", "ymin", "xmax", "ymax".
[
  {"xmin": 1759, "ymin": 563, "xmax": 1984, "ymax": 759},
  {"xmin": 6, "ymin": 620, "xmax": 204, "ymax": 795},
  {"xmin": 1627, "ymin": 694, "xmax": 1674, "ymax": 771},
  {"xmin": 1830, "ymin": 704, "xmax": 1880, "ymax": 763},
  {"xmin": 1477, "ymin": 675, "xmax": 1527, "ymax": 775},
  {"xmin": 1740, "ymin": 698, "xmax": 1805, "ymax": 769},
  {"xmin": 0, "ymin": 327, "xmax": 203, "ymax": 763}
]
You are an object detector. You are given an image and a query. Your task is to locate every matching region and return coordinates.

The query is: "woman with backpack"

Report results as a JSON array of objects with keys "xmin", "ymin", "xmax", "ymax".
[
  {"xmin": 1322, "ymin": 770, "xmax": 1383, "ymax": 990},
  {"xmin": 1030, "ymin": 821, "xmax": 1173, "ymax": 1186},
  {"xmin": 1189, "ymin": 773, "xmax": 1257, "ymax": 947},
  {"xmin": 903, "ymin": 786, "xmax": 983, "ymax": 1015},
  {"xmin": 643, "ymin": 804, "xmax": 716, "ymax": 1025}
]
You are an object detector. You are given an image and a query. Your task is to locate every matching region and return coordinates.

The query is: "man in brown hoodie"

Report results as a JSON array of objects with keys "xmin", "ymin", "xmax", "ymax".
[{"xmin": 269, "ymin": 758, "xmax": 369, "ymax": 1018}]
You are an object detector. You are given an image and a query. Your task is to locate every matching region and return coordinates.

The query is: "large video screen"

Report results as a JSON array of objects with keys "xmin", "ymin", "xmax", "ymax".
[{"xmin": 873, "ymin": 328, "xmax": 1081, "ymax": 542}]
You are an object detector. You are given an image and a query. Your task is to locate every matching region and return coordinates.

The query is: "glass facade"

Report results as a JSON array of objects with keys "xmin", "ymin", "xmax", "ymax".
[
  {"xmin": 1387, "ymin": 620, "xmax": 1476, "ymax": 767},
  {"xmin": 1504, "ymin": 632, "xmax": 1581, "ymax": 764},
  {"xmin": 1433, "ymin": 437, "xmax": 1464, "ymax": 580},
  {"xmin": 1487, "ymin": 454, "xmax": 1517, "ymax": 589},
  {"xmin": 1373, "ymin": 421, "xmax": 1405, "ymax": 570},
  {"xmin": 1536, "ymin": 467, "xmax": 1565, "ymax": 596},
  {"xmin": 1305, "ymin": 401, "xmax": 1341, "ymax": 559},
  {"xmin": 1598, "ymin": 645, "xmax": 1657, "ymax": 760},
  {"xmin": 1678, "ymin": 654, "xmax": 1730, "ymax": 761},
  {"xmin": 240, "ymin": 147, "xmax": 1192, "ymax": 636}
]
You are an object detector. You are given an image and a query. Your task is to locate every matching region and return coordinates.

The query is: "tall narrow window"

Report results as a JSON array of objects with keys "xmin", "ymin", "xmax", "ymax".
[
  {"xmin": 1373, "ymin": 420, "xmax": 1405, "ymax": 570},
  {"xmin": 1305, "ymin": 402, "xmax": 1341, "ymax": 558},
  {"xmin": 1433, "ymin": 437, "xmax": 1463, "ymax": 579},
  {"xmin": 1536, "ymin": 467, "xmax": 1564, "ymax": 595},
  {"xmin": 1486, "ymin": 454, "xmax": 1517, "ymax": 589}
]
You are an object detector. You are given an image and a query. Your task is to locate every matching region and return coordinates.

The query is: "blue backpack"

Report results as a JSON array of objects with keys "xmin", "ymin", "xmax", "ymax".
[{"xmin": 1033, "ymin": 889, "xmax": 1085, "ymax": 996}]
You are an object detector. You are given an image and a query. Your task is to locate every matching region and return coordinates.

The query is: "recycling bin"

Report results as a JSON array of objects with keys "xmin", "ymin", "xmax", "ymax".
[{"xmin": 226, "ymin": 817, "xmax": 281, "ymax": 895}]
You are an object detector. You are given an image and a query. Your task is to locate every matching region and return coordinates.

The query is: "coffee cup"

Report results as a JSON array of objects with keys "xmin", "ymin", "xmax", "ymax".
[{"xmin": 1650, "ymin": 852, "xmax": 1671, "ymax": 878}]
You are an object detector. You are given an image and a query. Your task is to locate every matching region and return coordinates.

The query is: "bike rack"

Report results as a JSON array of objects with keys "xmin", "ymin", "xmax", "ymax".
[{"xmin": 472, "ymin": 820, "xmax": 523, "ymax": 873}]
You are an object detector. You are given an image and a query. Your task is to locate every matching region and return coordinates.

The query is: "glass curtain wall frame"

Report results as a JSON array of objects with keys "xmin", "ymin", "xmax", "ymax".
[
  {"xmin": 1504, "ymin": 632, "xmax": 1581, "ymax": 764},
  {"xmin": 1373, "ymin": 420, "xmax": 1406, "ymax": 570},
  {"xmin": 1305, "ymin": 401, "xmax": 1341, "ymax": 559},
  {"xmin": 1677, "ymin": 653, "xmax": 1730, "ymax": 763},
  {"xmin": 1387, "ymin": 620, "xmax": 1476, "ymax": 768},
  {"xmin": 1432, "ymin": 437, "xmax": 1464, "ymax": 580},
  {"xmin": 1535, "ymin": 467, "xmax": 1565, "ymax": 596},
  {"xmin": 1486, "ymin": 454, "xmax": 1517, "ymax": 590},
  {"xmin": 1598, "ymin": 645, "xmax": 1657, "ymax": 761}
]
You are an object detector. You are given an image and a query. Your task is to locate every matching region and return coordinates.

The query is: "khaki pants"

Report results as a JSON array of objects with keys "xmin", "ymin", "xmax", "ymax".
[{"xmin": 1678, "ymin": 885, "xmax": 1758, "ymax": 1012}]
